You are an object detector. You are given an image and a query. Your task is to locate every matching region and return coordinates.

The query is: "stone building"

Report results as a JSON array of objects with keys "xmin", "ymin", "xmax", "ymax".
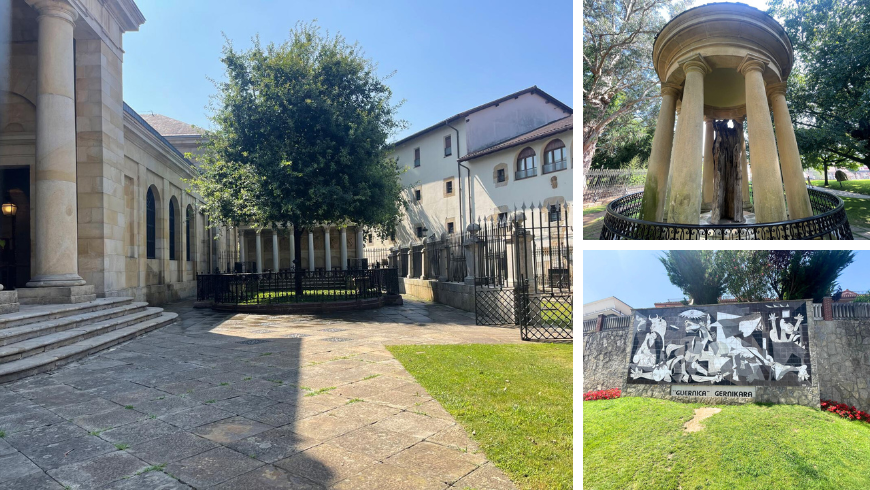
[
  {"xmin": 371, "ymin": 86, "xmax": 573, "ymax": 248},
  {"xmin": 0, "ymin": 0, "xmax": 221, "ymax": 305}
]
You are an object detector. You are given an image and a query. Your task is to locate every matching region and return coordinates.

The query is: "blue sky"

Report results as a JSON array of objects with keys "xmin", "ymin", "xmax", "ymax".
[
  {"xmin": 122, "ymin": 0, "xmax": 573, "ymax": 142},
  {"xmin": 583, "ymin": 251, "xmax": 870, "ymax": 309}
]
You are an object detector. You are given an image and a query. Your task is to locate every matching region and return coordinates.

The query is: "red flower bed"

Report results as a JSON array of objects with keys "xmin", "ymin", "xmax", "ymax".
[
  {"xmin": 821, "ymin": 399, "xmax": 870, "ymax": 423},
  {"xmin": 584, "ymin": 388, "xmax": 621, "ymax": 401}
]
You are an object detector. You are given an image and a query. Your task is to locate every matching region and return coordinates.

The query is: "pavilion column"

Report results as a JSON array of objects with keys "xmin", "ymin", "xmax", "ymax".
[
  {"xmin": 307, "ymin": 229, "xmax": 315, "ymax": 271},
  {"xmin": 287, "ymin": 226, "xmax": 295, "ymax": 270},
  {"xmin": 739, "ymin": 118, "xmax": 750, "ymax": 207},
  {"xmin": 739, "ymin": 56, "xmax": 787, "ymax": 223},
  {"xmin": 340, "ymin": 226, "xmax": 348, "ymax": 270},
  {"xmin": 641, "ymin": 83, "xmax": 680, "ymax": 222},
  {"xmin": 667, "ymin": 55, "xmax": 710, "ymax": 224},
  {"xmin": 356, "ymin": 228, "xmax": 364, "ymax": 262},
  {"xmin": 255, "ymin": 230, "xmax": 263, "ymax": 273},
  {"xmin": 239, "ymin": 229, "xmax": 246, "ymax": 272},
  {"xmin": 272, "ymin": 230, "xmax": 280, "ymax": 272},
  {"xmin": 25, "ymin": 0, "xmax": 85, "ymax": 287},
  {"xmin": 323, "ymin": 226, "xmax": 332, "ymax": 271},
  {"xmin": 701, "ymin": 118, "xmax": 715, "ymax": 211},
  {"xmin": 768, "ymin": 82, "xmax": 813, "ymax": 219}
]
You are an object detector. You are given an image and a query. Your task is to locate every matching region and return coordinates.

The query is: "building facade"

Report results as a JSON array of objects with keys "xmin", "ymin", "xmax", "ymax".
[
  {"xmin": 1, "ymin": 0, "xmax": 218, "ymax": 304},
  {"xmin": 372, "ymin": 87, "xmax": 573, "ymax": 249}
]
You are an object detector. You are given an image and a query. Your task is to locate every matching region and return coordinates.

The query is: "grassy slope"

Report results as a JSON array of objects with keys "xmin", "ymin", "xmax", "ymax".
[
  {"xmin": 583, "ymin": 204, "xmax": 608, "ymax": 240},
  {"xmin": 584, "ymin": 397, "xmax": 870, "ymax": 490},
  {"xmin": 811, "ymin": 180, "xmax": 870, "ymax": 229},
  {"xmin": 388, "ymin": 344, "xmax": 573, "ymax": 490}
]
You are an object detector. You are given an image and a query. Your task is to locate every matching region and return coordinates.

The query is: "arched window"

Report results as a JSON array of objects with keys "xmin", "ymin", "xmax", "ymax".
[
  {"xmin": 146, "ymin": 188, "xmax": 156, "ymax": 259},
  {"xmin": 543, "ymin": 139, "xmax": 567, "ymax": 174},
  {"xmin": 515, "ymin": 147, "xmax": 537, "ymax": 180},
  {"xmin": 169, "ymin": 199, "xmax": 176, "ymax": 260},
  {"xmin": 186, "ymin": 207, "xmax": 193, "ymax": 261}
]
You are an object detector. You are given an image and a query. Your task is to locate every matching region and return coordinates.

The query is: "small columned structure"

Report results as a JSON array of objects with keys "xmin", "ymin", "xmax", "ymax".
[{"xmin": 604, "ymin": 3, "xmax": 852, "ymax": 240}]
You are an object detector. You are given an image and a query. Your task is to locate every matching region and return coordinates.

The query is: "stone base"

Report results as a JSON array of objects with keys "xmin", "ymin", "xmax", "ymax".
[
  {"xmin": 0, "ymin": 290, "xmax": 20, "ymax": 314},
  {"xmin": 16, "ymin": 285, "xmax": 97, "ymax": 305}
]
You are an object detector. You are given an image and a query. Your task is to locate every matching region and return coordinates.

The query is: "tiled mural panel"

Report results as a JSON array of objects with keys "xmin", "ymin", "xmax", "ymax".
[{"xmin": 628, "ymin": 301, "xmax": 811, "ymax": 387}]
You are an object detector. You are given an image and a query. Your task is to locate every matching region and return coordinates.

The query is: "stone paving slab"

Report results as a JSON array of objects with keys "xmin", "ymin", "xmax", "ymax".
[{"xmin": 0, "ymin": 297, "xmax": 521, "ymax": 488}]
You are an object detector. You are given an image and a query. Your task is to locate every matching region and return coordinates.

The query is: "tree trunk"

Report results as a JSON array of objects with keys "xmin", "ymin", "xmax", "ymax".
[
  {"xmin": 710, "ymin": 120, "xmax": 744, "ymax": 224},
  {"xmin": 582, "ymin": 132, "xmax": 599, "ymax": 176},
  {"xmin": 293, "ymin": 226, "xmax": 304, "ymax": 296},
  {"xmin": 824, "ymin": 162, "xmax": 829, "ymax": 186}
]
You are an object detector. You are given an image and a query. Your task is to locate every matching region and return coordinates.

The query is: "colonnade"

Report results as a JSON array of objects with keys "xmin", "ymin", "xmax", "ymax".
[
  {"xmin": 641, "ymin": 54, "xmax": 812, "ymax": 225},
  {"xmin": 239, "ymin": 225, "xmax": 365, "ymax": 273}
]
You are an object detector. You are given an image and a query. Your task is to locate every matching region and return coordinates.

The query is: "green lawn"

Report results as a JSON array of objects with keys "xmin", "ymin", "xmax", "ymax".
[
  {"xmin": 584, "ymin": 397, "xmax": 870, "ymax": 490},
  {"xmin": 583, "ymin": 203, "xmax": 608, "ymax": 240},
  {"xmin": 539, "ymin": 300, "xmax": 573, "ymax": 328},
  {"xmin": 811, "ymin": 179, "xmax": 870, "ymax": 194},
  {"xmin": 388, "ymin": 344, "xmax": 573, "ymax": 490}
]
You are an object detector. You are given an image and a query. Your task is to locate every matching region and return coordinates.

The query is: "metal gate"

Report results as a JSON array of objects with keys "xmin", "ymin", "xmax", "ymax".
[{"xmin": 473, "ymin": 203, "xmax": 573, "ymax": 341}]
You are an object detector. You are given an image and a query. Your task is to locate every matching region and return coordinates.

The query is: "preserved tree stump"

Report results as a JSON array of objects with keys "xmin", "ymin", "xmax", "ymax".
[{"xmin": 710, "ymin": 119, "xmax": 744, "ymax": 223}]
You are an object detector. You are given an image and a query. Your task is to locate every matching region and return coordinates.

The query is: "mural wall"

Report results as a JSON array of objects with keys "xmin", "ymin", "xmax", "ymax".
[{"xmin": 628, "ymin": 301, "xmax": 811, "ymax": 387}]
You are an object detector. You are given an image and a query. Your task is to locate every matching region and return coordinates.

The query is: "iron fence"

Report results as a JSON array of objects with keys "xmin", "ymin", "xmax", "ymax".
[
  {"xmin": 196, "ymin": 268, "xmax": 399, "ymax": 305},
  {"xmin": 363, "ymin": 247, "xmax": 391, "ymax": 268},
  {"xmin": 446, "ymin": 232, "xmax": 466, "ymax": 283},
  {"xmin": 601, "ymin": 189, "xmax": 852, "ymax": 240},
  {"xmin": 584, "ymin": 169, "xmax": 646, "ymax": 204}
]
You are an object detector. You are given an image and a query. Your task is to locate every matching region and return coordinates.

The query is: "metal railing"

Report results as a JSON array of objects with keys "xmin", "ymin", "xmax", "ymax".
[
  {"xmin": 600, "ymin": 188, "xmax": 853, "ymax": 240},
  {"xmin": 363, "ymin": 247, "xmax": 391, "ymax": 268},
  {"xmin": 582, "ymin": 319, "xmax": 597, "ymax": 333},
  {"xmin": 515, "ymin": 167, "xmax": 537, "ymax": 180},
  {"xmin": 543, "ymin": 160, "xmax": 567, "ymax": 174},
  {"xmin": 197, "ymin": 268, "xmax": 399, "ymax": 305},
  {"xmin": 603, "ymin": 315, "xmax": 631, "ymax": 330}
]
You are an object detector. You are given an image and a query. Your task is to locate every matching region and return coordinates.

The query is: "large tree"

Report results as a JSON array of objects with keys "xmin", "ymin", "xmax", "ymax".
[
  {"xmin": 770, "ymin": 0, "xmax": 870, "ymax": 171},
  {"xmin": 763, "ymin": 251, "xmax": 854, "ymax": 302},
  {"xmin": 190, "ymin": 23, "xmax": 407, "ymax": 289},
  {"xmin": 583, "ymin": 0, "xmax": 688, "ymax": 174},
  {"xmin": 658, "ymin": 250, "xmax": 725, "ymax": 305}
]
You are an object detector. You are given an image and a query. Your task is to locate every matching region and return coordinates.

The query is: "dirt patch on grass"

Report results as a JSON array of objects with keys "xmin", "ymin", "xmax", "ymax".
[{"xmin": 683, "ymin": 407, "xmax": 721, "ymax": 433}]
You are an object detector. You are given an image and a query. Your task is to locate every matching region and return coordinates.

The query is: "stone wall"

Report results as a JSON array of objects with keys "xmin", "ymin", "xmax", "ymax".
[
  {"xmin": 812, "ymin": 319, "xmax": 870, "ymax": 410},
  {"xmin": 399, "ymin": 278, "xmax": 475, "ymax": 312},
  {"xmin": 582, "ymin": 328, "xmax": 630, "ymax": 392}
]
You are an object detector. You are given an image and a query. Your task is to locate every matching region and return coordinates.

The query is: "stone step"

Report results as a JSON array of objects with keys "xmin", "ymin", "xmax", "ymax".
[
  {"xmin": 0, "ymin": 297, "xmax": 134, "ymax": 330},
  {"xmin": 0, "ymin": 312, "xmax": 177, "ymax": 384},
  {"xmin": 0, "ymin": 302, "xmax": 150, "ymax": 347},
  {"xmin": 0, "ymin": 307, "xmax": 165, "ymax": 364}
]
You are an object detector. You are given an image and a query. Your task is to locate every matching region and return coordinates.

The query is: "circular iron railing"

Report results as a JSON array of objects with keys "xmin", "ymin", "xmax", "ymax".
[{"xmin": 600, "ymin": 188, "xmax": 853, "ymax": 240}]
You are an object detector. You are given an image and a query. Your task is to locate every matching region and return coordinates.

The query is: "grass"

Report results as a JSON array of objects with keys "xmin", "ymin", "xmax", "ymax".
[
  {"xmin": 114, "ymin": 443, "xmax": 129, "ymax": 450},
  {"xmin": 0, "ymin": 430, "xmax": 5, "ymax": 438},
  {"xmin": 304, "ymin": 387, "xmax": 336, "ymax": 397},
  {"xmin": 539, "ymin": 300, "xmax": 572, "ymax": 328},
  {"xmin": 583, "ymin": 203, "xmax": 608, "ymax": 240},
  {"xmin": 584, "ymin": 397, "xmax": 870, "ymax": 490},
  {"xmin": 811, "ymin": 179, "xmax": 870, "ymax": 194},
  {"xmin": 388, "ymin": 343, "xmax": 573, "ymax": 490}
]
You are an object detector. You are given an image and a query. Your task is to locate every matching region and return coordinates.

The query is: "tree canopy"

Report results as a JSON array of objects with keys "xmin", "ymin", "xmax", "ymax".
[
  {"xmin": 582, "ymin": 0, "xmax": 689, "ymax": 174},
  {"xmin": 770, "ymin": 0, "xmax": 870, "ymax": 171},
  {"xmin": 189, "ymin": 22, "xmax": 407, "ymax": 237},
  {"xmin": 659, "ymin": 251, "xmax": 726, "ymax": 306}
]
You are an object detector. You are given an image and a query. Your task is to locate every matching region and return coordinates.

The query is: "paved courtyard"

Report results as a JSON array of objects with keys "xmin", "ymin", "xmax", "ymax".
[{"xmin": 0, "ymin": 298, "xmax": 522, "ymax": 489}]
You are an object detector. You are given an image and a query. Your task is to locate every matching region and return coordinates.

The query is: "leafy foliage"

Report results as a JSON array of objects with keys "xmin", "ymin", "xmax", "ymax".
[
  {"xmin": 582, "ymin": 0, "xmax": 689, "ymax": 173},
  {"xmin": 765, "ymin": 250, "xmax": 854, "ymax": 302},
  {"xmin": 770, "ymin": 0, "xmax": 870, "ymax": 171},
  {"xmin": 189, "ymin": 22, "xmax": 407, "ymax": 237},
  {"xmin": 658, "ymin": 251, "xmax": 725, "ymax": 305}
]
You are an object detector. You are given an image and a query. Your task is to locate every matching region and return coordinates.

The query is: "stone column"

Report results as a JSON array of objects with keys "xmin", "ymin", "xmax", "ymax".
[
  {"xmin": 356, "ymin": 228, "xmax": 364, "ymax": 262},
  {"xmin": 323, "ymin": 226, "xmax": 332, "ymax": 271},
  {"xmin": 768, "ymin": 82, "xmax": 813, "ymax": 219},
  {"xmin": 662, "ymin": 101, "xmax": 682, "ymax": 223},
  {"xmin": 255, "ymin": 230, "xmax": 263, "ymax": 273},
  {"xmin": 239, "ymin": 229, "xmax": 246, "ymax": 272},
  {"xmin": 404, "ymin": 247, "xmax": 413, "ymax": 279},
  {"xmin": 739, "ymin": 56, "xmax": 787, "ymax": 223},
  {"xmin": 340, "ymin": 226, "xmax": 348, "ymax": 270},
  {"xmin": 420, "ymin": 239, "xmax": 429, "ymax": 280},
  {"xmin": 272, "ymin": 230, "xmax": 280, "ymax": 272},
  {"xmin": 739, "ymin": 118, "xmax": 751, "ymax": 208},
  {"xmin": 26, "ymin": 0, "xmax": 85, "ymax": 288},
  {"xmin": 307, "ymin": 229, "xmax": 315, "ymax": 271},
  {"xmin": 667, "ymin": 55, "xmax": 710, "ymax": 224},
  {"xmin": 641, "ymin": 83, "xmax": 681, "ymax": 222},
  {"xmin": 701, "ymin": 118, "xmax": 715, "ymax": 211}
]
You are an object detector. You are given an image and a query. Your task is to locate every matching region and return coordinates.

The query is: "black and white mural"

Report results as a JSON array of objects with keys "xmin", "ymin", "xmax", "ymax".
[{"xmin": 627, "ymin": 301, "xmax": 811, "ymax": 386}]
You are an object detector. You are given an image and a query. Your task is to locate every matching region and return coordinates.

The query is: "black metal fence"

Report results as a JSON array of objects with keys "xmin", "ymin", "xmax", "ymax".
[
  {"xmin": 446, "ymin": 232, "xmax": 466, "ymax": 282},
  {"xmin": 601, "ymin": 188, "xmax": 852, "ymax": 240},
  {"xmin": 363, "ymin": 247, "xmax": 391, "ymax": 268},
  {"xmin": 196, "ymin": 268, "xmax": 399, "ymax": 305}
]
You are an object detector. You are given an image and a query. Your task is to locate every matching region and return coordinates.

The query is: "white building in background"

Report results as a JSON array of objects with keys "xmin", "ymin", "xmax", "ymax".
[
  {"xmin": 372, "ymin": 87, "xmax": 573, "ymax": 247},
  {"xmin": 582, "ymin": 296, "xmax": 633, "ymax": 321}
]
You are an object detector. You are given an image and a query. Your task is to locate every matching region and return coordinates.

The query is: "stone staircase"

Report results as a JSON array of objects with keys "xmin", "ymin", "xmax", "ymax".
[{"xmin": 0, "ymin": 297, "xmax": 177, "ymax": 384}]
